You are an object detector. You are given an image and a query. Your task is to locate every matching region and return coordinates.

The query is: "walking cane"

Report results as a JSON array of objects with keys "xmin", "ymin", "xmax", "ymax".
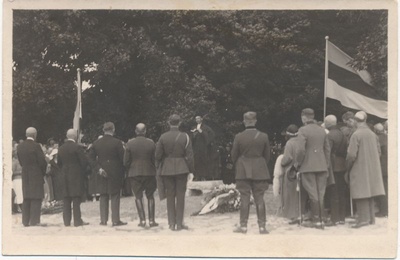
[
  {"xmin": 296, "ymin": 172, "xmax": 302, "ymax": 225},
  {"xmin": 350, "ymin": 195, "xmax": 354, "ymax": 217}
]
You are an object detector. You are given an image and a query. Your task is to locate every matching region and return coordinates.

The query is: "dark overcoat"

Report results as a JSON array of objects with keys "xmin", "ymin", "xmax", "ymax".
[
  {"xmin": 57, "ymin": 140, "xmax": 89, "ymax": 197},
  {"xmin": 89, "ymin": 135, "xmax": 125, "ymax": 195},
  {"xmin": 155, "ymin": 127, "xmax": 194, "ymax": 176},
  {"xmin": 17, "ymin": 139, "xmax": 47, "ymax": 199},
  {"xmin": 231, "ymin": 127, "xmax": 271, "ymax": 180},
  {"xmin": 124, "ymin": 136, "xmax": 156, "ymax": 177},
  {"xmin": 192, "ymin": 123, "xmax": 215, "ymax": 178}
]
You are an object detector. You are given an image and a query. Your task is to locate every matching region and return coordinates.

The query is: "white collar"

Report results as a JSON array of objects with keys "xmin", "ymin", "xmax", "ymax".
[
  {"xmin": 26, "ymin": 137, "xmax": 34, "ymax": 141},
  {"xmin": 67, "ymin": 139, "xmax": 76, "ymax": 143}
]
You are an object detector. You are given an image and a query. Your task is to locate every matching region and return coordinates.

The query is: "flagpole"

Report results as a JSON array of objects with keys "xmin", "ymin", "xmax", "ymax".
[{"xmin": 323, "ymin": 36, "xmax": 329, "ymax": 119}]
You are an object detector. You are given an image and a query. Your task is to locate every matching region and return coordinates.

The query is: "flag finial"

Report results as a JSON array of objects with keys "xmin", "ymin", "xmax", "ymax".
[{"xmin": 325, "ymin": 36, "xmax": 329, "ymax": 40}]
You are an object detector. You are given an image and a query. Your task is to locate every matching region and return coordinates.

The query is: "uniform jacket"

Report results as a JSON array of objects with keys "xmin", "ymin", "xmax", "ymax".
[
  {"xmin": 155, "ymin": 127, "xmax": 194, "ymax": 176},
  {"xmin": 346, "ymin": 125, "xmax": 385, "ymax": 199},
  {"xmin": 327, "ymin": 126, "xmax": 347, "ymax": 173},
  {"xmin": 89, "ymin": 134, "xmax": 125, "ymax": 194},
  {"xmin": 124, "ymin": 136, "xmax": 156, "ymax": 177},
  {"xmin": 17, "ymin": 139, "xmax": 47, "ymax": 199},
  {"xmin": 58, "ymin": 140, "xmax": 89, "ymax": 197},
  {"xmin": 231, "ymin": 127, "xmax": 271, "ymax": 180},
  {"xmin": 296, "ymin": 121, "xmax": 330, "ymax": 173}
]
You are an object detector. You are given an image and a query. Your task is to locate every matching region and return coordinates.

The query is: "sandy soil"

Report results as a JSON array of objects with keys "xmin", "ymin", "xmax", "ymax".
[{"xmin": 11, "ymin": 189, "xmax": 388, "ymax": 236}]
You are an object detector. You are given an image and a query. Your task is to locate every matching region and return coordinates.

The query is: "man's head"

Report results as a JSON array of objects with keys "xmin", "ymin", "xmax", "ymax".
[
  {"xmin": 135, "ymin": 123, "xmax": 146, "ymax": 136},
  {"xmin": 342, "ymin": 111, "xmax": 355, "ymax": 128},
  {"xmin": 195, "ymin": 116, "xmax": 203, "ymax": 124},
  {"xmin": 324, "ymin": 115, "xmax": 337, "ymax": 129},
  {"xmin": 103, "ymin": 122, "xmax": 115, "ymax": 135},
  {"xmin": 243, "ymin": 111, "xmax": 257, "ymax": 127},
  {"xmin": 26, "ymin": 127, "xmax": 37, "ymax": 140},
  {"xmin": 374, "ymin": 123, "xmax": 384, "ymax": 134},
  {"xmin": 301, "ymin": 108, "xmax": 314, "ymax": 124},
  {"xmin": 354, "ymin": 111, "xmax": 367, "ymax": 127},
  {"xmin": 168, "ymin": 114, "xmax": 181, "ymax": 127},
  {"xmin": 66, "ymin": 129, "xmax": 78, "ymax": 141}
]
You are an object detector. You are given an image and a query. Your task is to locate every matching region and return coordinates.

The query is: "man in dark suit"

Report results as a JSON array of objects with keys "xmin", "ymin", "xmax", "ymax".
[
  {"xmin": 17, "ymin": 127, "xmax": 47, "ymax": 227},
  {"xmin": 124, "ymin": 123, "xmax": 158, "ymax": 228},
  {"xmin": 89, "ymin": 122, "xmax": 127, "ymax": 226},
  {"xmin": 231, "ymin": 112, "xmax": 270, "ymax": 234},
  {"xmin": 155, "ymin": 114, "xmax": 194, "ymax": 231},
  {"xmin": 296, "ymin": 108, "xmax": 330, "ymax": 229},
  {"xmin": 191, "ymin": 115, "xmax": 215, "ymax": 180},
  {"xmin": 58, "ymin": 129, "xmax": 90, "ymax": 227},
  {"xmin": 324, "ymin": 115, "xmax": 347, "ymax": 226}
]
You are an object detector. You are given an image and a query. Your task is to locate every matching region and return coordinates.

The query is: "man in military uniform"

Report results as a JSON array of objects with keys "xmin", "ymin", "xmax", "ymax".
[
  {"xmin": 124, "ymin": 123, "xmax": 158, "ymax": 228},
  {"xmin": 231, "ymin": 111, "xmax": 270, "ymax": 234},
  {"xmin": 89, "ymin": 122, "xmax": 127, "ymax": 226},
  {"xmin": 296, "ymin": 108, "xmax": 330, "ymax": 229},
  {"xmin": 155, "ymin": 114, "xmax": 194, "ymax": 231},
  {"xmin": 17, "ymin": 127, "xmax": 47, "ymax": 227}
]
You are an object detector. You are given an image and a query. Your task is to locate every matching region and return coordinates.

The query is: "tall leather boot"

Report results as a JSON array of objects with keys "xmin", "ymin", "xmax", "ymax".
[
  {"xmin": 256, "ymin": 203, "xmax": 269, "ymax": 234},
  {"xmin": 148, "ymin": 197, "xmax": 159, "ymax": 227},
  {"xmin": 135, "ymin": 199, "xmax": 146, "ymax": 228}
]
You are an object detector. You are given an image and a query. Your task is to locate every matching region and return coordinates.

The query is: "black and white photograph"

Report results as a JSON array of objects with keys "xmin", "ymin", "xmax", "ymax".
[{"xmin": 2, "ymin": 0, "xmax": 398, "ymax": 258}]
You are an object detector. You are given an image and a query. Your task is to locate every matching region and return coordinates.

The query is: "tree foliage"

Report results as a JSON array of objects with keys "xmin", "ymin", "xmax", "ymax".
[{"xmin": 12, "ymin": 10, "xmax": 388, "ymax": 144}]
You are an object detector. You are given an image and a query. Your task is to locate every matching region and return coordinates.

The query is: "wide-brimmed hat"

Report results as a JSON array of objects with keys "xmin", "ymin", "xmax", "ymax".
[{"xmin": 285, "ymin": 124, "xmax": 299, "ymax": 137}]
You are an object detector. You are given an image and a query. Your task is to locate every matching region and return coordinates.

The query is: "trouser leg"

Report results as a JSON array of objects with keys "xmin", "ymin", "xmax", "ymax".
[
  {"xmin": 164, "ymin": 176, "xmax": 177, "ymax": 227},
  {"xmin": 369, "ymin": 197, "xmax": 375, "ymax": 224},
  {"xmin": 175, "ymin": 173, "xmax": 188, "ymax": 227},
  {"xmin": 236, "ymin": 180, "xmax": 251, "ymax": 227},
  {"xmin": 22, "ymin": 199, "xmax": 31, "ymax": 226},
  {"xmin": 301, "ymin": 173, "xmax": 319, "ymax": 222},
  {"xmin": 355, "ymin": 198, "xmax": 370, "ymax": 223},
  {"xmin": 110, "ymin": 192, "xmax": 121, "ymax": 223},
  {"xmin": 252, "ymin": 180, "xmax": 268, "ymax": 227},
  {"xmin": 72, "ymin": 196, "xmax": 82, "ymax": 226},
  {"xmin": 316, "ymin": 173, "xmax": 327, "ymax": 222},
  {"xmin": 334, "ymin": 171, "xmax": 346, "ymax": 222},
  {"xmin": 63, "ymin": 197, "xmax": 72, "ymax": 226},
  {"xmin": 99, "ymin": 194, "xmax": 109, "ymax": 223},
  {"xmin": 30, "ymin": 199, "xmax": 42, "ymax": 225}
]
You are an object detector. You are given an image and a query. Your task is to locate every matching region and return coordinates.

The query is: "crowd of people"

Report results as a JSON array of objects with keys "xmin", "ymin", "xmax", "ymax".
[
  {"xmin": 273, "ymin": 109, "xmax": 388, "ymax": 230},
  {"xmin": 11, "ymin": 108, "xmax": 388, "ymax": 234}
]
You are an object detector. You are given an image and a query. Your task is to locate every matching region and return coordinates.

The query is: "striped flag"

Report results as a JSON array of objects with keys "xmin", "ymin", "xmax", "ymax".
[
  {"xmin": 326, "ymin": 41, "xmax": 387, "ymax": 119},
  {"xmin": 73, "ymin": 69, "xmax": 82, "ymax": 142}
]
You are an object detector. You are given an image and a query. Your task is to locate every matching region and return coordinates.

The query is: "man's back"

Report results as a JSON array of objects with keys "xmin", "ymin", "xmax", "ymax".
[
  {"xmin": 17, "ymin": 140, "xmax": 46, "ymax": 171},
  {"xmin": 231, "ymin": 128, "xmax": 270, "ymax": 180},
  {"xmin": 124, "ymin": 136, "xmax": 156, "ymax": 176},
  {"xmin": 297, "ymin": 123, "xmax": 330, "ymax": 173},
  {"xmin": 155, "ymin": 128, "xmax": 194, "ymax": 176},
  {"xmin": 92, "ymin": 135, "xmax": 124, "ymax": 164}
]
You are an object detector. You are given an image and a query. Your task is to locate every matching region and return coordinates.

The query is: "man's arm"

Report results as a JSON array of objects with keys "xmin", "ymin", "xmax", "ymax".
[
  {"xmin": 263, "ymin": 135, "xmax": 271, "ymax": 164},
  {"xmin": 346, "ymin": 134, "xmax": 359, "ymax": 172},
  {"xmin": 123, "ymin": 144, "xmax": 132, "ymax": 169},
  {"xmin": 35, "ymin": 143, "xmax": 47, "ymax": 175},
  {"xmin": 155, "ymin": 137, "xmax": 164, "ymax": 168}
]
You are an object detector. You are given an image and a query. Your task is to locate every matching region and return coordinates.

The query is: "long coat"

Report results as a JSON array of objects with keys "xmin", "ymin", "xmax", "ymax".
[
  {"xmin": 280, "ymin": 136, "xmax": 303, "ymax": 219},
  {"xmin": 124, "ymin": 136, "xmax": 156, "ymax": 177},
  {"xmin": 296, "ymin": 121, "xmax": 330, "ymax": 173},
  {"xmin": 17, "ymin": 139, "xmax": 47, "ymax": 199},
  {"xmin": 89, "ymin": 135, "xmax": 125, "ymax": 195},
  {"xmin": 346, "ymin": 125, "xmax": 385, "ymax": 199},
  {"xmin": 231, "ymin": 127, "xmax": 271, "ymax": 180},
  {"xmin": 57, "ymin": 140, "xmax": 89, "ymax": 197},
  {"xmin": 192, "ymin": 123, "xmax": 215, "ymax": 178},
  {"xmin": 155, "ymin": 127, "xmax": 194, "ymax": 176}
]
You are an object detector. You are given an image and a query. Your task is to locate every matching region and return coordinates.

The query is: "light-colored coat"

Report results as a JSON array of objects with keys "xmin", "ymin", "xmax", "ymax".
[{"xmin": 346, "ymin": 125, "xmax": 385, "ymax": 199}]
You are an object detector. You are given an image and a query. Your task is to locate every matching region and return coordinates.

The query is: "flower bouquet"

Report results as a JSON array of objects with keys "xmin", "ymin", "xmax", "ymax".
[{"xmin": 192, "ymin": 184, "xmax": 241, "ymax": 215}]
